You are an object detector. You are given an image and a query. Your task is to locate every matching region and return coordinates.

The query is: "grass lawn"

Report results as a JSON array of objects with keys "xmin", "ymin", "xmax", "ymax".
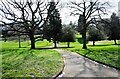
[
  {"xmin": 1, "ymin": 40, "xmax": 63, "ymax": 77},
  {"xmin": 59, "ymin": 40, "xmax": 120, "ymax": 69},
  {"xmin": 2, "ymin": 39, "xmax": 53, "ymax": 49}
]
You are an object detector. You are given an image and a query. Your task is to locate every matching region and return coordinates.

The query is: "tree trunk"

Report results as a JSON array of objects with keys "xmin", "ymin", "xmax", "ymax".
[
  {"xmin": 93, "ymin": 41, "xmax": 95, "ymax": 46},
  {"xmin": 28, "ymin": 40, "xmax": 30, "ymax": 46},
  {"xmin": 4, "ymin": 37, "xmax": 7, "ymax": 42},
  {"xmin": 67, "ymin": 42, "xmax": 70, "ymax": 48},
  {"xmin": 82, "ymin": 29, "xmax": 87, "ymax": 49},
  {"xmin": 54, "ymin": 41, "xmax": 57, "ymax": 48},
  {"xmin": 29, "ymin": 33, "xmax": 35, "ymax": 49},
  {"xmin": 18, "ymin": 35, "xmax": 21, "ymax": 48},
  {"xmin": 114, "ymin": 40, "xmax": 117, "ymax": 45}
]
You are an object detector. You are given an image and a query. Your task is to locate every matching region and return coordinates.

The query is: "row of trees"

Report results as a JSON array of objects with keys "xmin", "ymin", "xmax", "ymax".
[
  {"xmin": 71, "ymin": 0, "xmax": 120, "ymax": 48},
  {"xmin": 0, "ymin": 0, "xmax": 76, "ymax": 49},
  {"xmin": 0, "ymin": 0, "xmax": 62, "ymax": 49},
  {"xmin": 0, "ymin": 0, "xmax": 120, "ymax": 49},
  {"xmin": 87, "ymin": 13, "xmax": 120, "ymax": 46}
]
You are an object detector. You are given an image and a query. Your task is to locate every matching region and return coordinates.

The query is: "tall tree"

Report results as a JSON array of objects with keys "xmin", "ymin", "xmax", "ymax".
[
  {"xmin": 108, "ymin": 13, "xmax": 120, "ymax": 44},
  {"xmin": 43, "ymin": 1, "xmax": 62, "ymax": 48},
  {"xmin": 0, "ymin": 0, "xmax": 47, "ymax": 49},
  {"xmin": 69, "ymin": 0, "xmax": 108, "ymax": 49}
]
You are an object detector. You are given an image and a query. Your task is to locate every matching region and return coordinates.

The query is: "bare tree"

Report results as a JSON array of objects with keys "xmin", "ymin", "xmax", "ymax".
[
  {"xmin": 0, "ymin": 0, "xmax": 48, "ymax": 49},
  {"xmin": 68, "ymin": 0, "xmax": 109, "ymax": 49}
]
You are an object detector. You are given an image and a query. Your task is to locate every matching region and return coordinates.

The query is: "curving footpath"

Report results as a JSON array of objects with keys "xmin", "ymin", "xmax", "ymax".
[{"xmin": 55, "ymin": 49, "xmax": 120, "ymax": 78}]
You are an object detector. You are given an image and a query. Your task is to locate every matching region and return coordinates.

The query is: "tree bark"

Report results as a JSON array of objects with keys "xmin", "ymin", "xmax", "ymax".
[
  {"xmin": 18, "ymin": 35, "xmax": 21, "ymax": 48},
  {"xmin": 29, "ymin": 32, "xmax": 35, "ymax": 49},
  {"xmin": 28, "ymin": 40, "xmax": 30, "ymax": 46},
  {"xmin": 54, "ymin": 41, "xmax": 57, "ymax": 48},
  {"xmin": 82, "ymin": 28, "xmax": 87, "ymax": 49},
  {"xmin": 114, "ymin": 40, "xmax": 117, "ymax": 45},
  {"xmin": 67, "ymin": 42, "xmax": 70, "ymax": 48},
  {"xmin": 93, "ymin": 41, "xmax": 95, "ymax": 46},
  {"xmin": 4, "ymin": 37, "xmax": 7, "ymax": 42}
]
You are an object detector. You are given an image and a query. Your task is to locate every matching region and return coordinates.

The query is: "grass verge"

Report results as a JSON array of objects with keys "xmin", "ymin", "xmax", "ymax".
[{"xmin": 1, "ymin": 41, "xmax": 62, "ymax": 77}]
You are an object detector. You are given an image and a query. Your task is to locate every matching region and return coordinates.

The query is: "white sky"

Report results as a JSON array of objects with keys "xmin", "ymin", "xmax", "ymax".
[
  {"xmin": 0, "ymin": 0, "xmax": 119, "ymax": 24},
  {"xmin": 59, "ymin": 0, "xmax": 120, "ymax": 24}
]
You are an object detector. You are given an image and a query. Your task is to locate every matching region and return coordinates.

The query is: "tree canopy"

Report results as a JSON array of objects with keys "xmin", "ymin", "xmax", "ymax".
[
  {"xmin": 108, "ymin": 13, "xmax": 120, "ymax": 44},
  {"xmin": 60, "ymin": 24, "xmax": 76, "ymax": 47},
  {"xmin": 87, "ymin": 25, "xmax": 106, "ymax": 46},
  {"xmin": 43, "ymin": 1, "xmax": 62, "ymax": 48}
]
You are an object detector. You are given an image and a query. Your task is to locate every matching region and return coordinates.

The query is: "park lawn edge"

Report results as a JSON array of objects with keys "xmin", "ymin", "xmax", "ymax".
[
  {"xmin": 2, "ymin": 49, "xmax": 64, "ymax": 77},
  {"xmin": 53, "ymin": 55, "xmax": 65, "ymax": 79},
  {"xmin": 71, "ymin": 50, "xmax": 120, "ymax": 70},
  {"xmin": 61, "ymin": 46, "xmax": 120, "ymax": 70},
  {"xmin": 59, "ymin": 40, "xmax": 120, "ymax": 70}
]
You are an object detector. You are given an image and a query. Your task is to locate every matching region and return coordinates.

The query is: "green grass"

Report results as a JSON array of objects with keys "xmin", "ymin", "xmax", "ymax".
[
  {"xmin": 60, "ymin": 40, "xmax": 120, "ymax": 69},
  {"xmin": 1, "ymin": 41, "xmax": 63, "ymax": 77},
  {"xmin": 2, "ymin": 39, "xmax": 53, "ymax": 49},
  {"xmin": 2, "ymin": 41, "xmax": 28, "ymax": 49},
  {"xmin": 1, "ymin": 36, "xmax": 119, "ymax": 78},
  {"xmin": 35, "ymin": 40, "xmax": 53, "ymax": 48},
  {"xmin": 76, "ymin": 33, "xmax": 82, "ymax": 38}
]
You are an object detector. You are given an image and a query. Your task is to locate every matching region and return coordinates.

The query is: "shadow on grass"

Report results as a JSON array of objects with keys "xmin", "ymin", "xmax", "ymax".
[
  {"xmin": 58, "ymin": 46, "xmax": 74, "ymax": 48},
  {"xmin": 77, "ymin": 38, "xmax": 83, "ymax": 44},
  {"xmin": 83, "ymin": 47, "xmax": 119, "ymax": 56},
  {"xmin": 71, "ymin": 48, "xmax": 94, "ymax": 56},
  {"xmin": 83, "ymin": 48, "xmax": 112, "ymax": 56},
  {"xmin": 88, "ymin": 44, "xmax": 110, "ymax": 46},
  {"xmin": 35, "ymin": 47, "xmax": 55, "ymax": 50},
  {"xmin": 35, "ymin": 46, "xmax": 74, "ymax": 50},
  {"xmin": 84, "ymin": 49, "xmax": 94, "ymax": 56},
  {"xmin": 88, "ymin": 44, "xmax": 120, "ymax": 47},
  {"xmin": 77, "ymin": 38, "xmax": 88, "ymax": 44},
  {"xmin": 20, "ymin": 47, "xmax": 27, "ymax": 48}
]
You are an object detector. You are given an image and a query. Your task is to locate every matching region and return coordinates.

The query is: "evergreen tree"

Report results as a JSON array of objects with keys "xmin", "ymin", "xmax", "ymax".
[
  {"xmin": 43, "ymin": 1, "xmax": 62, "ymax": 48},
  {"xmin": 108, "ymin": 13, "xmax": 120, "ymax": 44}
]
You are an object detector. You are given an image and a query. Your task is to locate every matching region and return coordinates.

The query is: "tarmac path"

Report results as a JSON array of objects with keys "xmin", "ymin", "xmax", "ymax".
[{"xmin": 55, "ymin": 49, "xmax": 119, "ymax": 78}]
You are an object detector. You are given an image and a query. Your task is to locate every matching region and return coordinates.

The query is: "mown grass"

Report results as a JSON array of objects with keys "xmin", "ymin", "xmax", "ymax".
[
  {"xmin": 2, "ymin": 39, "xmax": 52, "ymax": 49},
  {"xmin": 35, "ymin": 40, "xmax": 53, "ymax": 48},
  {"xmin": 1, "ymin": 40, "xmax": 62, "ymax": 77},
  {"xmin": 60, "ymin": 40, "xmax": 120, "ymax": 69}
]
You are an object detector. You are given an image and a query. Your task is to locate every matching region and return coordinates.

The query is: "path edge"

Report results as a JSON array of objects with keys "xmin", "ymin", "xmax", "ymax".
[
  {"xmin": 66, "ymin": 49, "xmax": 120, "ymax": 71},
  {"xmin": 53, "ymin": 51, "xmax": 65, "ymax": 79}
]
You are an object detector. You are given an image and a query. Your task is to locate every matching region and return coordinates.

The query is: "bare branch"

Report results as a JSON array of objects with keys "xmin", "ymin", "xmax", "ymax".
[{"xmin": 85, "ymin": 0, "xmax": 98, "ymax": 20}]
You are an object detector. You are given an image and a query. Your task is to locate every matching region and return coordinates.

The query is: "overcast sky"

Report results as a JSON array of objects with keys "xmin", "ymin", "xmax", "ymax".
[
  {"xmin": 0, "ymin": 0, "xmax": 119, "ymax": 24},
  {"xmin": 59, "ymin": 0, "xmax": 120, "ymax": 24}
]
